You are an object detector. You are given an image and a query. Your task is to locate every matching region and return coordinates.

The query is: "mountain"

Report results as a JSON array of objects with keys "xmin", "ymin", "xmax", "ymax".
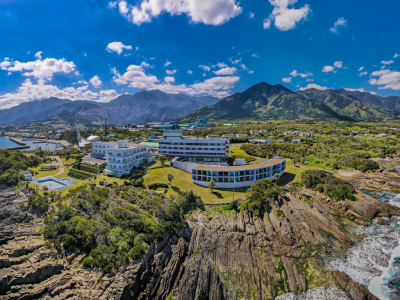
[
  {"xmin": 15, "ymin": 100, "xmax": 126, "ymax": 124},
  {"xmin": 335, "ymin": 88, "xmax": 400, "ymax": 111},
  {"xmin": 18, "ymin": 110, "xmax": 105, "ymax": 130},
  {"xmin": 0, "ymin": 97, "xmax": 71, "ymax": 124},
  {"xmin": 105, "ymin": 90, "xmax": 207, "ymax": 123},
  {"xmin": 297, "ymin": 88, "xmax": 396, "ymax": 120},
  {"xmin": 181, "ymin": 82, "xmax": 347, "ymax": 122},
  {"xmin": 131, "ymin": 105, "xmax": 198, "ymax": 124}
]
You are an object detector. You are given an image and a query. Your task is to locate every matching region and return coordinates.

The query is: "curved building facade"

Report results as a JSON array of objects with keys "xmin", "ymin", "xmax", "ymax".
[{"xmin": 190, "ymin": 158, "xmax": 286, "ymax": 188}]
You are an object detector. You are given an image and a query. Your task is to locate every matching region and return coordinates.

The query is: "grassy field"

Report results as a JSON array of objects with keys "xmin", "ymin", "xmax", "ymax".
[
  {"xmin": 29, "ymin": 163, "xmax": 61, "ymax": 178},
  {"xmin": 143, "ymin": 161, "xmax": 247, "ymax": 203},
  {"xmin": 229, "ymin": 146, "xmax": 260, "ymax": 164},
  {"xmin": 277, "ymin": 159, "xmax": 324, "ymax": 186}
]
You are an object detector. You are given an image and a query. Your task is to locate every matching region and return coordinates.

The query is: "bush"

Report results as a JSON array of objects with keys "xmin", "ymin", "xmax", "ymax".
[
  {"xmin": 72, "ymin": 163, "xmax": 99, "ymax": 174},
  {"xmin": 148, "ymin": 183, "xmax": 169, "ymax": 190},
  {"xmin": 28, "ymin": 194, "xmax": 49, "ymax": 213},
  {"xmin": 68, "ymin": 169, "xmax": 92, "ymax": 180}
]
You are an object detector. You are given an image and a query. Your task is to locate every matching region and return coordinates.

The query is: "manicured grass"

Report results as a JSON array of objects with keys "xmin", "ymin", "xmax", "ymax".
[
  {"xmin": 29, "ymin": 163, "xmax": 61, "ymax": 178},
  {"xmin": 277, "ymin": 159, "xmax": 324, "ymax": 186},
  {"xmin": 229, "ymin": 146, "xmax": 259, "ymax": 164},
  {"xmin": 143, "ymin": 162, "xmax": 247, "ymax": 203}
]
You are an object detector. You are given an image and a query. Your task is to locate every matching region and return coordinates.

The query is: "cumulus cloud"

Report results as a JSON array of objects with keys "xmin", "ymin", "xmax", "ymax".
[
  {"xmin": 213, "ymin": 66, "xmax": 237, "ymax": 75},
  {"xmin": 322, "ymin": 66, "xmax": 335, "ymax": 73},
  {"xmin": 306, "ymin": 78, "xmax": 314, "ymax": 82},
  {"xmin": 358, "ymin": 66, "xmax": 364, "ymax": 71},
  {"xmin": 73, "ymin": 80, "xmax": 89, "ymax": 85},
  {"xmin": 0, "ymin": 79, "xmax": 119, "ymax": 109},
  {"xmin": 394, "ymin": 53, "xmax": 400, "ymax": 58},
  {"xmin": 251, "ymin": 53, "xmax": 259, "ymax": 58},
  {"xmin": 381, "ymin": 60, "xmax": 394, "ymax": 65},
  {"xmin": 264, "ymin": 0, "xmax": 311, "ymax": 31},
  {"xmin": 282, "ymin": 77, "xmax": 292, "ymax": 83},
  {"xmin": 330, "ymin": 17, "xmax": 347, "ymax": 34},
  {"xmin": 0, "ymin": 55, "xmax": 76, "ymax": 81},
  {"xmin": 106, "ymin": 41, "xmax": 133, "ymax": 55},
  {"xmin": 111, "ymin": 0, "xmax": 242, "ymax": 25},
  {"xmin": 164, "ymin": 76, "xmax": 175, "ymax": 83},
  {"xmin": 199, "ymin": 65, "xmax": 211, "ymax": 72},
  {"xmin": 359, "ymin": 71, "xmax": 368, "ymax": 76},
  {"xmin": 217, "ymin": 62, "xmax": 227, "ymax": 68},
  {"xmin": 248, "ymin": 70, "xmax": 254, "ymax": 74},
  {"xmin": 249, "ymin": 12, "xmax": 254, "ymax": 18},
  {"xmin": 164, "ymin": 60, "xmax": 172, "ymax": 67},
  {"xmin": 187, "ymin": 70, "xmax": 193, "ymax": 74},
  {"xmin": 322, "ymin": 61, "xmax": 346, "ymax": 73},
  {"xmin": 112, "ymin": 63, "xmax": 240, "ymax": 97},
  {"xmin": 299, "ymin": 84, "xmax": 328, "ymax": 91},
  {"xmin": 108, "ymin": 1, "xmax": 118, "ymax": 8},
  {"xmin": 344, "ymin": 88, "xmax": 376, "ymax": 95},
  {"xmin": 90, "ymin": 75, "xmax": 102, "ymax": 88},
  {"xmin": 333, "ymin": 61, "xmax": 346, "ymax": 69},
  {"xmin": 290, "ymin": 69, "xmax": 313, "ymax": 78},
  {"xmin": 165, "ymin": 69, "xmax": 177, "ymax": 75},
  {"xmin": 369, "ymin": 69, "xmax": 400, "ymax": 90}
]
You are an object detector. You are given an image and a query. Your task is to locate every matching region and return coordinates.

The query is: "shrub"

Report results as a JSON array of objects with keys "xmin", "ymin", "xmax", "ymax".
[
  {"xmin": 28, "ymin": 194, "xmax": 49, "ymax": 213},
  {"xmin": 148, "ymin": 183, "xmax": 169, "ymax": 190},
  {"xmin": 68, "ymin": 169, "xmax": 91, "ymax": 180},
  {"xmin": 72, "ymin": 163, "xmax": 99, "ymax": 174}
]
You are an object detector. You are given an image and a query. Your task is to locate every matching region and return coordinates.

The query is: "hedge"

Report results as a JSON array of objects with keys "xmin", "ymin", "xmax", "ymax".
[
  {"xmin": 72, "ymin": 163, "xmax": 99, "ymax": 174},
  {"xmin": 148, "ymin": 183, "xmax": 169, "ymax": 190},
  {"xmin": 68, "ymin": 169, "xmax": 92, "ymax": 180}
]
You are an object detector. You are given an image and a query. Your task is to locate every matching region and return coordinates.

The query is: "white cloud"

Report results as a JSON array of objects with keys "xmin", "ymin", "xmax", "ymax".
[
  {"xmin": 112, "ymin": 63, "xmax": 240, "ymax": 97},
  {"xmin": 90, "ymin": 75, "xmax": 102, "ymax": 88},
  {"xmin": 140, "ymin": 61, "xmax": 150, "ymax": 67},
  {"xmin": 0, "ymin": 56, "xmax": 76, "ymax": 81},
  {"xmin": 187, "ymin": 70, "xmax": 193, "ymax": 74},
  {"xmin": 199, "ymin": 65, "xmax": 211, "ymax": 72},
  {"xmin": 73, "ymin": 80, "xmax": 89, "ymax": 85},
  {"xmin": 394, "ymin": 53, "xmax": 400, "ymax": 58},
  {"xmin": 306, "ymin": 78, "xmax": 314, "ymax": 82},
  {"xmin": 290, "ymin": 69, "xmax": 313, "ymax": 78},
  {"xmin": 35, "ymin": 51, "xmax": 43, "ymax": 60},
  {"xmin": 164, "ymin": 60, "xmax": 172, "ymax": 67},
  {"xmin": 359, "ymin": 71, "xmax": 368, "ymax": 76},
  {"xmin": 251, "ymin": 53, "xmax": 259, "ymax": 58},
  {"xmin": 164, "ymin": 76, "xmax": 175, "ymax": 83},
  {"xmin": 330, "ymin": 17, "xmax": 347, "ymax": 34},
  {"xmin": 248, "ymin": 70, "xmax": 254, "ymax": 74},
  {"xmin": 0, "ymin": 79, "xmax": 119, "ymax": 109},
  {"xmin": 165, "ymin": 69, "xmax": 177, "ymax": 75},
  {"xmin": 322, "ymin": 66, "xmax": 335, "ymax": 73},
  {"xmin": 369, "ymin": 69, "xmax": 400, "ymax": 90},
  {"xmin": 213, "ymin": 66, "xmax": 237, "ymax": 75},
  {"xmin": 282, "ymin": 77, "xmax": 292, "ymax": 83},
  {"xmin": 343, "ymin": 88, "xmax": 376, "ymax": 95},
  {"xmin": 240, "ymin": 63, "xmax": 247, "ymax": 69},
  {"xmin": 108, "ymin": 1, "xmax": 118, "ymax": 9},
  {"xmin": 106, "ymin": 41, "xmax": 133, "ymax": 55},
  {"xmin": 217, "ymin": 62, "xmax": 227, "ymax": 68},
  {"xmin": 249, "ymin": 12, "xmax": 254, "ymax": 18},
  {"xmin": 299, "ymin": 84, "xmax": 328, "ymax": 91},
  {"xmin": 264, "ymin": 0, "xmax": 311, "ymax": 31},
  {"xmin": 358, "ymin": 66, "xmax": 364, "ymax": 71},
  {"xmin": 82, "ymin": 52, "xmax": 87, "ymax": 57},
  {"xmin": 263, "ymin": 18, "xmax": 271, "ymax": 29},
  {"xmin": 381, "ymin": 60, "xmax": 394, "ymax": 65},
  {"xmin": 112, "ymin": 0, "xmax": 242, "ymax": 26},
  {"xmin": 230, "ymin": 58, "xmax": 242, "ymax": 65},
  {"xmin": 333, "ymin": 61, "xmax": 346, "ymax": 69}
]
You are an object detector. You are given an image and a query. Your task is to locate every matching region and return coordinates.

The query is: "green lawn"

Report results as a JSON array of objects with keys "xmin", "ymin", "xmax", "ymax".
[
  {"xmin": 143, "ymin": 161, "xmax": 247, "ymax": 203},
  {"xmin": 29, "ymin": 163, "xmax": 61, "ymax": 178},
  {"xmin": 277, "ymin": 159, "xmax": 324, "ymax": 186},
  {"xmin": 229, "ymin": 146, "xmax": 259, "ymax": 164}
]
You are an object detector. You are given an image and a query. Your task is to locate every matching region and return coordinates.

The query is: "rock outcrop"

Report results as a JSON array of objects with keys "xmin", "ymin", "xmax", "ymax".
[
  {"xmin": 1, "ymin": 186, "xmax": 399, "ymax": 299},
  {"xmin": 333, "ymin": 271, "xmax": 380, "ymax": 300}
]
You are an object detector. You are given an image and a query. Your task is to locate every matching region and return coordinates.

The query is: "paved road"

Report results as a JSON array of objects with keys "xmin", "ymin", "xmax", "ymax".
[{"xmin": 48, "ymin": 156, "xmax": 64, "ymax": 176}]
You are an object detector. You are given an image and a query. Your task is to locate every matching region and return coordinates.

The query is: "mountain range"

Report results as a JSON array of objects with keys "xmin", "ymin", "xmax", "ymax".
[
  {"xmin": 2, "ymin": 83, "xmax": 400, "ymax": 127},
  {"xmin": 0, "ymin": 91, "xmax": 220, "ymax": 126},
  {"xmin": 181, "ymin": 83, "xmax": 400, "ymax": 122}
]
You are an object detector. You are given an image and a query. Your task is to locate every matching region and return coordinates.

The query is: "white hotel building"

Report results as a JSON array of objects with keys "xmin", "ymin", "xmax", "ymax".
[
  {"xmin": 159, "ymin": 130, "xmax": 230, "ymax": 164},
  {"xmin": 92, "ymin": 140, "xmax": 153, "ymax": 177}
]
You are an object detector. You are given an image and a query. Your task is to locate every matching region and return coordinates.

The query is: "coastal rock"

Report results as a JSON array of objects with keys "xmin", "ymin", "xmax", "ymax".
[{"xmin": 333, "ymin": 270, "xmax": 380, "ymax": 300}]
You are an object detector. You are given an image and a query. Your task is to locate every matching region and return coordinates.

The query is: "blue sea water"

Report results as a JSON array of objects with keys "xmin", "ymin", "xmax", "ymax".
[{"xmin": 0, "ymin": 137, "xmax": 61, "ymax": 151}]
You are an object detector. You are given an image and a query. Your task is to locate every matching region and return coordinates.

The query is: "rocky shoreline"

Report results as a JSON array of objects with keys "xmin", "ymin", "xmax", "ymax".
[{"xmin": 1, "ymin": 182, "xmax": 398, "ymax": 299}]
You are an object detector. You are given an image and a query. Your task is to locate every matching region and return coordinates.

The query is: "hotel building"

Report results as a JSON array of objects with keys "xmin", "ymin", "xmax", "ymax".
[
  {"xmin": 92, "ymin": 140, "xmax": 153, "ymax": 177},
  {"xmin": 159, "ymin": 130, "xmax": 230, "ymax": 165}
]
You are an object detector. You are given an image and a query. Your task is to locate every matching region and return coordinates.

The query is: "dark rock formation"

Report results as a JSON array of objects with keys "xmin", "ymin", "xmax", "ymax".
[{"xmin": 333, "ymin": 271, "xmax": 380, "ymax": 300}]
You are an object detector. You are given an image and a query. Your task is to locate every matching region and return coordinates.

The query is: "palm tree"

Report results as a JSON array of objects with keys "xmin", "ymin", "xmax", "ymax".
[
  {"xmin": 273, "ymin": 173, "xmax": 280, "ymax": 184},
  {"xmin": 208, "ymin": 180, "xmax": 216, "ymax": 193},
  {"xmin": 167, "ymin": 173, "xmax": 174, "ymax": 185}
]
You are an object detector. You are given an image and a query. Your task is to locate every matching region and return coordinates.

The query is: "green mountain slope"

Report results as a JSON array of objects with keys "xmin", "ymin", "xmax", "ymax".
[
  {"xmin": 181, "ymin": 82, "xmax": 348, "ymax": 122},
  {"xmin": 297, "ymin": 88, "xmax": 396, "ymax": 120},
  {"xmin": 336, "ymin": 88, "xmax": 400, "ymax": 111}
]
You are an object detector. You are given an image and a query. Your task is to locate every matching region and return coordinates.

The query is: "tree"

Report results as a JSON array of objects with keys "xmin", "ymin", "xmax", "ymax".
[
  {"xmin": 167, "ymin": 173, "xmax": 174, "ymax": 185},
  {"xmin": 208, "ymin": 180, "xmax": 216, "ymax": 193},
  {"xmin": 273, "ymin": 173, "xmax": 280, "ymax": 183},
  {"xmin": 157, "ymin": 155, "xmax": 167, "ymax": 166}
]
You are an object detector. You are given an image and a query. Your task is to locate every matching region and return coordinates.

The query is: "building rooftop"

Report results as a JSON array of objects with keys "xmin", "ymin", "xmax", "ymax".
[{"xmin": 193, "ymin": 158, "xmax": 285, "ymax": 171}]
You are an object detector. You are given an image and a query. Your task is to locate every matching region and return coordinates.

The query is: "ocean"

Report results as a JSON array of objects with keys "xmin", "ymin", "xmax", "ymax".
[{"xmin": 0, "ymin": 137, "xmax": 62, "ymax": 151}]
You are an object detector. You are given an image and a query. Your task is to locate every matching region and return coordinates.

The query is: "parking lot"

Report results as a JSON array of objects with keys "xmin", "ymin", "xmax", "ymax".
[{"xmin": 82, "ymin": 154, "xmax": 106, "ymax": 165}]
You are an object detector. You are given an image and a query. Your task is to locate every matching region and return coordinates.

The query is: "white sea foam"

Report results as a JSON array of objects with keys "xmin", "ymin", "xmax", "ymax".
[
  {"xmin": 327, "ymin": 218, "xmax": 400, "ymax": 299},
  {"xmin": 275, "ymin": 285, "xmax": 349, "ymax": 300}
]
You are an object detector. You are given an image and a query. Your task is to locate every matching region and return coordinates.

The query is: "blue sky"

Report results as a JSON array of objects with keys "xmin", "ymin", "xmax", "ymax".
[{"xmin": 0, "ymin": 0, "xmax": 399, "ymax": 109}]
